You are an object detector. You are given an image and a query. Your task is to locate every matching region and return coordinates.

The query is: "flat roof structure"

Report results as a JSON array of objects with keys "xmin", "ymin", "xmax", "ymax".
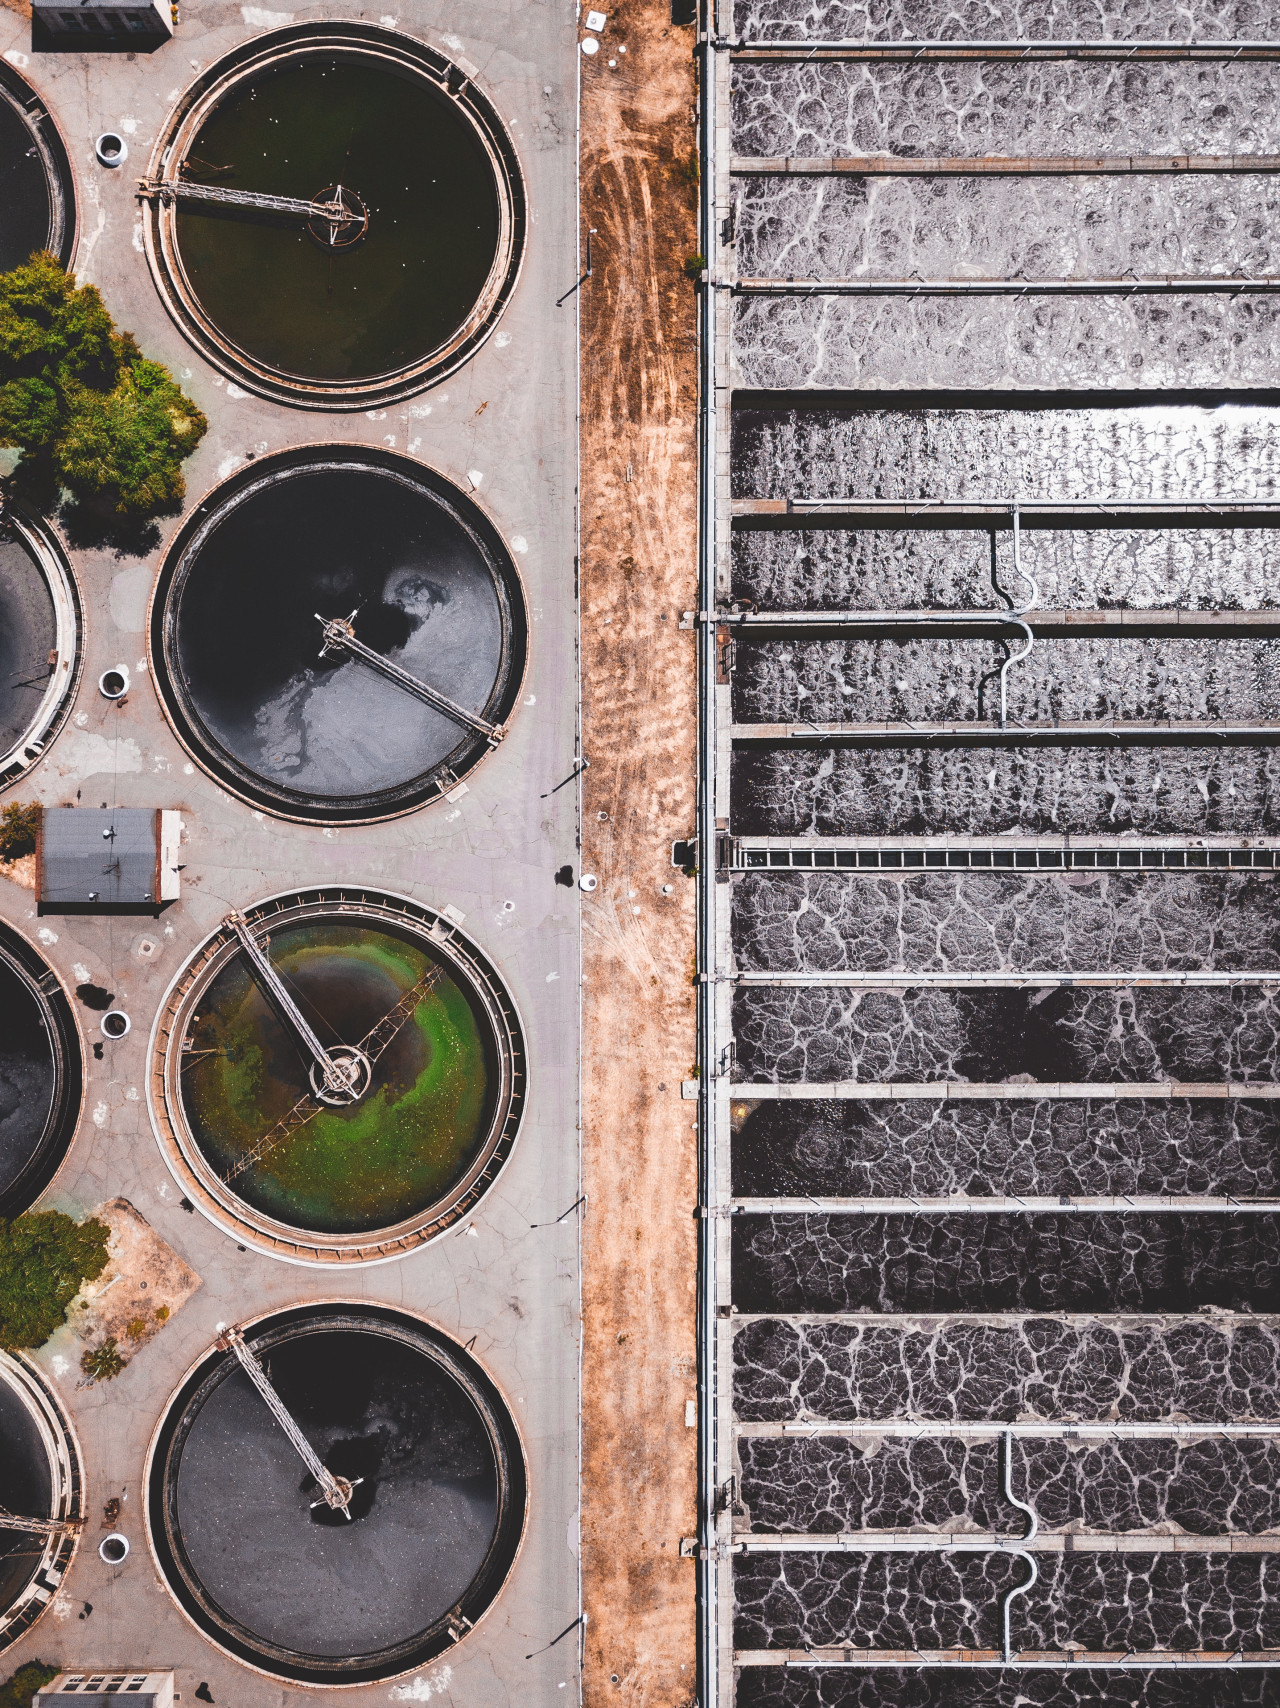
[
  {"xmin": 31, "ymin": 3, "xmax": 171, "ymax": 43},
  {"xmin": 38, "ymin": 808, "xmax": 180, "ymax": 911},
  {"xmin": 36, "ymin": 1675, "xmax": 174, "ymax": 1703}
]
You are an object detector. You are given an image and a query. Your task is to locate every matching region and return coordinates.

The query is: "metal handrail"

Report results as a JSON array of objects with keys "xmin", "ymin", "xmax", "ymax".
[
  {"xmin": 696, "ymin": 1, "xmax": 726, "ymax": 1700},
  {"xmin": 732, "ymin": 37, "xmax": 1280, "ymax": 61},
  {"xmin": 998, "ymin": 502, "xmax": 1036, "ymax": 728},
  {"xmin": 737, "ymin": 274, "xmax": 1280, "ymax": 295},
  {"xmin": 732, "ymin": 970, "xmax": 1280, "ymax": 985},
  {"xmin": 1002, "ymin": 1551, "xmax": 1038, "ymax": 1663},
  {"xmin": 1003, "ymin": 1429, "xmax": 1037, "ymax": 1543}
]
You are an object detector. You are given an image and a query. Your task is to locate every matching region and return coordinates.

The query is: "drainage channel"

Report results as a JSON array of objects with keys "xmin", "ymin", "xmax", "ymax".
[{"xmin": 696, "ymin": 4, "xmax": 1280, "ymax": 1701}]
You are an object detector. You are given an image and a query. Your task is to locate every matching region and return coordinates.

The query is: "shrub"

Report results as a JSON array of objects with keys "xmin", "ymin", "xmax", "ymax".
[
  {"xmin": 0, "ymin": 801, "xmax": 38, "ymax": 861},
  {"xmin": 0, "ymin": 252, "xmax": 206, "ymax": 519},
  {"xmin": 80, "ymin": 1337, "xmax": 125, "ymax": 1382},
  {"xmin": 0, "ymin": 1211, "xmax": 110, "ymax": 1352},
  {"xmin": 0, "ymin": 1662, "xmax": 58, "ymax": 1707}
]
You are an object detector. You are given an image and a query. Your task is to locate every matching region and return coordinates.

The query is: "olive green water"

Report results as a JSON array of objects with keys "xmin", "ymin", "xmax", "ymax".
[
  {"xmin": 183, "ymin": 922, "xmax": 493, "ymax": 1234},
  {"xmin": 175, "ymin": 57, "xmax": 501, "ymax": 381}
]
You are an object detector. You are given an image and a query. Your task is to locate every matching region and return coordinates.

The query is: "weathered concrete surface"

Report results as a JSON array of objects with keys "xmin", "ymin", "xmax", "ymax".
[
  {"xmin": 53, "ymin": 1197, "xmax": 200, "ymax": 1378},
  {"xmin": 0, "ymin": 1, "xmax": 582, "ymax": 1702},
  {"xmin": 579, "ymin": 2, "xmax": 701, "ymax": 1702}
]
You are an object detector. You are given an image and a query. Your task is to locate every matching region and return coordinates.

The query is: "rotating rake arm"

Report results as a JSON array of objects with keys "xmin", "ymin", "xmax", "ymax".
[
  {"xmin": 222, "ymin": 1086, "xmax": 323, "ymax": 1183},
  {"xmin": 215, "ymin": 1328, "xmax": 359, "ymax": 1518},
  {"xmin": 220, "ymin": 965, "xmax": 443, "ymax": 1184},
  {"xmin": 0, "ymin": 1503, "xmax": 82, "ymax": 1542},
  {"xmin": 137, "ymin": 179, "xmax": 367, "ymax": 247},
  {"xmin": 356, "ymin": 963, "xmax": 445, "ymax": 1060},
  {"xmin": 225, "ymin": 912, "xmax": 346, "ymax": 1094},
  {"xmin": 138, "ymin": 179, "xmax": 317, "ymax": 217},
  {"xmin": 316, "ymin": 611, "xmax": 504, "ymax": 745}
]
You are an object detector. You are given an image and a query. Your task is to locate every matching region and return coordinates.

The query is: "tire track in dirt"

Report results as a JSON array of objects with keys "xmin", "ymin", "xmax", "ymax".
[{"xmin": 579, "ymin": 3, "xmax": 700, "ymax": 1703}]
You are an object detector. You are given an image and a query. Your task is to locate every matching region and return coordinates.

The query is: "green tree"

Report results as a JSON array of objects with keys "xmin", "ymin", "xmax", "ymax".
[
  {"xmin": 0, "ymin": 251, "xmax": 206, "ymax": 520},
  {"xmin": 80, "ymin": 1336, "xmax": 126, "ymax": 1383},
  {"xmin": 0, "ymin": 1663, "xmax": 58, "ymax": 1708},
  {"xmin": 0, "ymin": 801, "xmax": 38, "ymax": 861},
  {"xmin": 0, "ymin": 1211, "xmax": 110, "ymax": 1352}
]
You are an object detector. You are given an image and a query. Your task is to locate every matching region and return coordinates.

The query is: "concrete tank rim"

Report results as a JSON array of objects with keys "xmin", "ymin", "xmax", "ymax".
[
  {"xmin": 0, "ymin": 56, "xmax": 78, "ymax": 269},
  {"xmin": 0, "ymin": 498, "xmax": 85, "ymax": 791},
  {"xmin": 140, "ymin": 1297, "xmax": 530, "ymax": 1687},
  {"xmin": 144, "ymin": 884, "xmax": 529, "ymax": 1266},
  {"xmin": 0, "ymin": 916, "xmax": 87, "ymax": 1220},
  {"xmin": 144, "ymin": 441, "xmax": 531, "ymax": 825},
  {"xmin": 138, "ymin": 20, "xmax": 527, "ymax": 411},
  {"xmin": 0, "ymin": 1347, "xmax": 85, "ymax": 1660}
]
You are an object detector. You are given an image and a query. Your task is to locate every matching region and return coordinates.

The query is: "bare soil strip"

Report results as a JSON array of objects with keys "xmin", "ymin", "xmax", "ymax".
[{"xmin": 579, "ymin": 3, "xmax": 701, "ymax": 1703}]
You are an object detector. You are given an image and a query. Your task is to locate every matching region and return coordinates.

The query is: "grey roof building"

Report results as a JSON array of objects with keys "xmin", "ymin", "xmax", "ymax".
[
  {"xmin": 38, "ymin": 807, "xmax": 182, "ymax": 912},
  {"xmin": 31, "ymin": 1, "xmax": 172, "ymax": 42},
  {"xmin": 35, "ymin": 1675, "xmax": 175, "ymax": 1704}
]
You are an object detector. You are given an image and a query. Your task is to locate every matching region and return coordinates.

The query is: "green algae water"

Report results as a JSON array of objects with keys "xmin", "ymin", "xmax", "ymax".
[
  {"xmin": 174, "ymin": 57, "xmax": 501, "ymax": 382},
  {"xmin": 182, "ymin": 922, "xmax": 493, "ymax": 1234}
]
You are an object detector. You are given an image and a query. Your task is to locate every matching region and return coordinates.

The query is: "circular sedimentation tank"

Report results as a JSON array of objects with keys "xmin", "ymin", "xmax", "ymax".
[
  {"xmin": 0, "ymin": 506, "xmax": 81, "ymax": 790},
  {"xmin": 0, "ymin": 1352, "xmax": 82, "ymax": 1658},
  {"xmin": 149, "ymin": 889, "xmax": 525, "ymax": 1263},
  {"xmin": 0, "ymin": 62, "xmax": 75, "ymax": 272},
  {"xmin": 0, "ymin": 924, "xmax": 82, "ymax": 1217},
  {"xmin": 147, "ymin": 1304, "xmax": 526, "ymax": 1683},
  {"xmin": 150, "ymin": 448, "xmax": 526, "ymax": 821},
  {"xmin": 141, "ymin": 23, "xmax": 525, "ymax": 408}
]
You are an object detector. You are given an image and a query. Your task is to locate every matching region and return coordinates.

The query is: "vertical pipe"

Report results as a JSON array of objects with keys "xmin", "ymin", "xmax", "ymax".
[
  {"xmin": 697, "ymin": 0, "xmax": 723, "ymax": 1699},
  {"xmin": 997, "ymin": 502, "xmax": 1036, "ymax": 729}
]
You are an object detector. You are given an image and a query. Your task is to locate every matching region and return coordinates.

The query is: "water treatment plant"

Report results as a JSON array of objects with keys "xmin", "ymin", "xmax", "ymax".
[
  {"xmin": 9, "ymin": 0, "xmax": 1280, "ymax": 1705},
  {"xmin": 0, "ymin": 0, "xmax": 575, "ymax": 1700}
]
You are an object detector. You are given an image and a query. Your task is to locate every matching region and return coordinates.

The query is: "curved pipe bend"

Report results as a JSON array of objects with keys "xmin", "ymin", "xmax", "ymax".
[{"xmin": 998, "ymin": 502, "xmax": 1040, "ymax": 728}]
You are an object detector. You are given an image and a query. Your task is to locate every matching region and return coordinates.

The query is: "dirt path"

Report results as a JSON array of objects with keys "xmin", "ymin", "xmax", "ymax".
[{"xmin": 578, "ymin": 3, "xmax": 700, "ymax": 1704}]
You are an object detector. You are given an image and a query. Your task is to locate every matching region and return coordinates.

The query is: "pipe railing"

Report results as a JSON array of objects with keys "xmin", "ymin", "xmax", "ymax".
[
  {"xmin": 731, "ymin": 37, "xmax": 1280, "ymax": 61},
  {"xmin": 736, "ymin": 274, "xmax": 1280, "ymax": 296}
]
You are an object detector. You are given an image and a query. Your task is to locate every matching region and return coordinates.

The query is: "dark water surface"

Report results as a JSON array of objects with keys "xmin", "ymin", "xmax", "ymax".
[
  {"xmin": 0, "ymin": 529, "xmax": 56, "ymax": 756},
  {"xmin": 0, "ymin": 954, "xmax": 56, "ymax": 1206},
  {"xmin": 732, "ymin": 526, "xmax": 1280, "ymax": 612},
  {"xmin": 177, "ymin": 58, "xmax": 499, "ymax": 381},
  {"xmin": 733, "ymin": 408, "xmax": 1280, "ymax": 504},
  {"xmin": 733, "ymin": 1316, "xmax": 1280, "ymax": 1422},
  {"xmin": 731, "ymin": 1097, "xmax": 1280, "ymax": 1199},
  {"xmin": 734, "ymin": 635, "xmax": 1280, "ymax": 724},
  {"xmin": 0, "ymin": 1377, "xmax": 52, "ymax": 1618},
  {"xmin": 733, "ymin": 985, "xmax": 1280, "ymax": 1085},
  {"xmin": 734, "ymin": 1, "xmax": 1275, "ymax": 50},
  {"xmin": 737, "ymin": 1670, "xmax": 1280, "ymax": 1707},
  {"xmin": 726, "ymin": 20, "xmax": 1280, "ymax": 1685},
  {"xmin": 732, "ymin": 871, "xmax": 1280, "ymax": 973},
  {"xmin": 738, "ymin": 1432, "xmax": 1280, "ymax": 1534},
  {"xmin": 735, "ymin": 1548, "xmax": 1280, "ymax": 1653},
  {"xmin": 733, "ymin": 61, "xmax": 1280, "ymax": 156},
  {"xmin": 163, "ymin": 463, "xmax": 513, "ymax": 812},
  {"xmin": 0, "ymin": 92, "xmax": 51, "ymax": 274},
  {"xmin": 733, "ymin": 744, "xmax": 1280, "ymax": 836},
  {"xmin": 732, "ymin": 1212, "xmax": 1280, "ymax": 1312},
  {"xmin": 737, "ymin": 177, "xmax": 1280, "ymax": 282},
  {"xmin": 166, "ymin": 1323, "xmax": 500, "ymax": 1665}
]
